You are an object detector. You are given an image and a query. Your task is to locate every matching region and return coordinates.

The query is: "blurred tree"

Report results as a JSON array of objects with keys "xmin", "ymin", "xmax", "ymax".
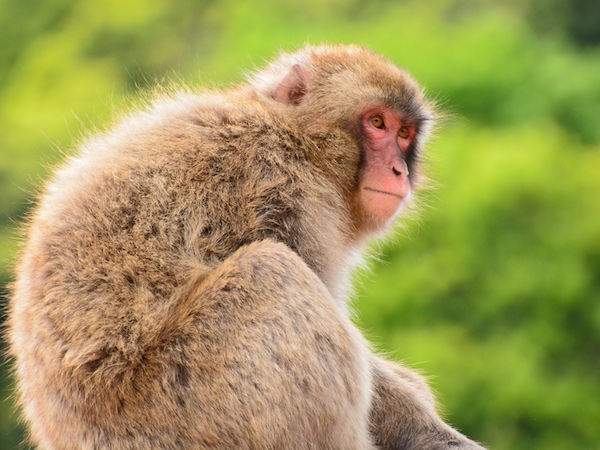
[
  {"xmin": 521, "ymin": 0, "xmax": 600, "ymax": 46},
  {"xmin": 569, "ymin": 0, "xmax": 600, "ymax": 45}
]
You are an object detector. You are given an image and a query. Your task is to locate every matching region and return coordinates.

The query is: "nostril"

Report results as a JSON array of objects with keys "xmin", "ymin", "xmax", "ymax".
[{"xmin": 392, "ymin": 166, "xmax": 410, "ymax": 177}]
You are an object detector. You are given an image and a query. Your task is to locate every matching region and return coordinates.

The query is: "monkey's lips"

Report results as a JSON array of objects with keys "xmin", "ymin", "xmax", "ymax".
[
  {"xmin": 363, "ymin": 187, "xmax": 404, "ymax": 199},
  {"xmin": 362, "ymin": 186, "xmax": 406, "ymax": 221}
]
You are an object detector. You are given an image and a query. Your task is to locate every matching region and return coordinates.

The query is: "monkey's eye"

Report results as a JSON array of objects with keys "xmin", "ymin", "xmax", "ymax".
[
  {"xmin": 398, "ymin": 126, "xmax": 410, "ymax": 139},
  {"xmin": 369, "ymin": 115, "xmax": 385, "ymax": 129}
]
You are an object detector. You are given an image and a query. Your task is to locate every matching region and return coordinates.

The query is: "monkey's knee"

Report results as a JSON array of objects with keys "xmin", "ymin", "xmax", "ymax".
[
  {"xmin": 219, "ymin": 239, "xmax": 309, "ymax": 277},
  {"xmin": 206, "ymin": 239, "xmax": 332, "ymax": 307},
  {"xmin": 171, "ymin": 240, "xmax": 375, "ymax": 449}
]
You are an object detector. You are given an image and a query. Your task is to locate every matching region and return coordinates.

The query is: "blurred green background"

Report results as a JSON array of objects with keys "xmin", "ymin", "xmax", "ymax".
[{"xmin": 1, "ymin": 0, "xmax": 599, "ymax": 448}]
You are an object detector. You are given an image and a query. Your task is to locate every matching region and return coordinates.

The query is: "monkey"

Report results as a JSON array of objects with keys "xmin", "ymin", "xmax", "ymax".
[{"xmin": 8, "ymin": 45, "xmax": 486, "ymax": 449}]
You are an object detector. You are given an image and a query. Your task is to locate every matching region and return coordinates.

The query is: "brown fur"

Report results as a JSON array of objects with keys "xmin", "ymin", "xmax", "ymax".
[{"xmin": 8, "ymin": 45, "xmax": 485, "ymax": 449}]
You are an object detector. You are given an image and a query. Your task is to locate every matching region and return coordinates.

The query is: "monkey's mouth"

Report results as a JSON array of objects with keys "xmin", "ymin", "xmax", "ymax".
[{"xmin": 364, "ymin": 187, "xmax": 403, "ymax": 199}]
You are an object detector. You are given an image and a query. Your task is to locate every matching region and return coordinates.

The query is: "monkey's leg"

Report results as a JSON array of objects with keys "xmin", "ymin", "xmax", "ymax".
[
  {"xmin": 369, "ymin": 357, "xmax": 487, "ymax": 450},
  {"xmin": 145, "ymin": 239, "xmax": 375, "ymax": 450}
]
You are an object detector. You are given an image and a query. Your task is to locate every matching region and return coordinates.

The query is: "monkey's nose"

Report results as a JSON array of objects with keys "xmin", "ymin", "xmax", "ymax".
[{"xmin": 392, "ymin": 166, "xmax": 408, "ymax": 177}]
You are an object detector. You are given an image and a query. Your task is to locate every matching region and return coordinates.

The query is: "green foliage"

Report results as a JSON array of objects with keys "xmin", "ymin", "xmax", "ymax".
[
  {"xmin": 1, "ymin": 0, "xmax": 599, "ymax": 448},
  {"xmin": 357, "ymin": 122, "xmax": 600, "ymax": 449}
]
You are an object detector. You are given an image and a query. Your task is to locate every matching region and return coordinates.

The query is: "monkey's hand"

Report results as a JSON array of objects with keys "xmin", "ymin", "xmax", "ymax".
[{"xmin": 369, "ymin": 357, "xmax": 488, "ymax": 450}]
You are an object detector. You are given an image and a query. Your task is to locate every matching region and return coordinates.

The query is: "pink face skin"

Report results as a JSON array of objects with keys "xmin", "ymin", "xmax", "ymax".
[{"xmin": 358, "ymin": 108, "xmax": 417, "ymax": 224}]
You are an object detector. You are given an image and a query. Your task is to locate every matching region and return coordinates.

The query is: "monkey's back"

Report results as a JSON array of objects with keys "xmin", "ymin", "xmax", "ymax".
[
  {"xmin": 8, "ymin": 90, "xmax": 359, "ymax": 448},
  {"xmin": 13, "ymin": 91, "xmax": 323, "ymax": 338}
]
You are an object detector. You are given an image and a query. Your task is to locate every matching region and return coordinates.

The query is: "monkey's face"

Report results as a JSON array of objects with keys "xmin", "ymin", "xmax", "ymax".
[
  {"xmin": 253, "ymin": 45, "xmax": 433, "ymax": 235},
  {"xmin": 357, "ymin": 107, "xmax": 417, "ymax": 226}
]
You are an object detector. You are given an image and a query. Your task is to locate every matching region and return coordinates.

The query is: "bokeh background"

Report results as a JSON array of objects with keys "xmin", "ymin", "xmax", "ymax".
[{"xmin": 1, "ymin": 0, "xmax": 599, "ymax": 448}]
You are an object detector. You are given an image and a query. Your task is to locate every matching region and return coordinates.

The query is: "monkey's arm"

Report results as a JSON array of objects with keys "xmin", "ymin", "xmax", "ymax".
[{"xmin": 369, "ymin": 356, "xmax": 487, "ymax": 450}]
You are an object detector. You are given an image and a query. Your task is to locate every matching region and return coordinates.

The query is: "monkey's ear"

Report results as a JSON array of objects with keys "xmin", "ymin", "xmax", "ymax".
[{"xmin": 273, "ymin": 64, "xmax": 308, "ymax": 106}]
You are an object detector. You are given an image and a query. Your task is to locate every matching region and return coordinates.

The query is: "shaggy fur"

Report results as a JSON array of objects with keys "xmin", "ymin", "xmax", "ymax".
[{"xmin": 9, "ymin": 45, "xmax": 485, "ymax": 449}]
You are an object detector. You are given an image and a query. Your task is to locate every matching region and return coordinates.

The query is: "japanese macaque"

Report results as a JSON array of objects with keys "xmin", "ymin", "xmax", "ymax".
[{"xmin": 9, "ymin": 45, "xmax": 486, "ymax": 449}]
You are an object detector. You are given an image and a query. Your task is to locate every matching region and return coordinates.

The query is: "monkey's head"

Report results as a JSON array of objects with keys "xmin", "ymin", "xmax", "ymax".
[{"xmin": 250, "ymin": 45, "xmax": 435, "ymax": 237}]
